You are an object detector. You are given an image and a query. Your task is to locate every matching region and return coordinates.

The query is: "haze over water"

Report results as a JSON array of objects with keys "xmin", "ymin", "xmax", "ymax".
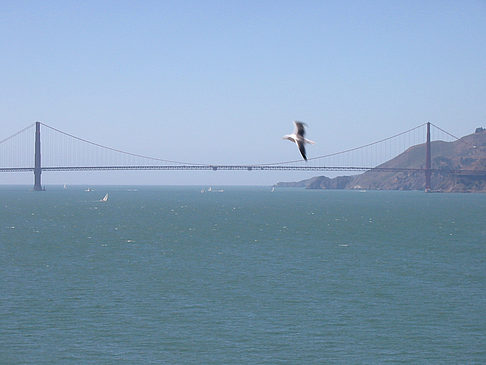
[{"xmin": 1, "ymin": 186, "xmax": 485, "ymax": 363}]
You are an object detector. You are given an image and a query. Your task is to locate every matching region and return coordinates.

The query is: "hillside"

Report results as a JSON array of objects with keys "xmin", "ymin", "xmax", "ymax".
[{"xmin": 276, "ymin": 128, "xmax": 486, "ymax": 193}]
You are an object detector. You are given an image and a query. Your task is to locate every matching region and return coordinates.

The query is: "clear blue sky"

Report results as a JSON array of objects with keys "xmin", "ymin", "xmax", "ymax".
[{"xmin": 1, "ymin": 0, "xmax": 485, "ymax": 185}]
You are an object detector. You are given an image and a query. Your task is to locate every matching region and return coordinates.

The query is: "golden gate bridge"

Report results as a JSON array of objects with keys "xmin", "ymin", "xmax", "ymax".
[{"xmin": 0, "ymin": 121, "xmax": 482, "ymax": 191}]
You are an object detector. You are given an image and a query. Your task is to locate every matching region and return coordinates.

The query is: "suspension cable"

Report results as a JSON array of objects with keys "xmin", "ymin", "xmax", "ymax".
[
  {"xmin": 40, "ymin": 122, "xmax": 204, "ymax": 165},
  {"xmin": 0, "ymin": 123, "xmax": 35, "ymax": 145},
  {"xmin": 429, "ymin": 123, "xmax": 460, "ymax": 140},
  {"xmin": 260, "ymin": 122, "xmax": 427, "ymax": 166},
  {"xmin": 2, "ymin": 121, "xmax": 475, "ymax": 167},
  {"xmin": 430, "ymin": 123, "xmax": 475, "ymax": 146}
]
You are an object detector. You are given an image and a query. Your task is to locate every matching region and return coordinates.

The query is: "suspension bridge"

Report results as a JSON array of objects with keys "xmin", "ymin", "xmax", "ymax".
[{"xmin": 0, "ymin": 121, "xmax": 482, "ymax": 191}]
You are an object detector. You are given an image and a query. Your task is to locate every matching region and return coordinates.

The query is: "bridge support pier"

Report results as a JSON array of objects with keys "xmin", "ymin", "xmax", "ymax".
[
  {"xmin": 33, "ymin": 121, "xmax": 43, "ymax": 191},
  {"xmin": 425, "ymin": 122, "xmax": 431, "ymax": 192}
]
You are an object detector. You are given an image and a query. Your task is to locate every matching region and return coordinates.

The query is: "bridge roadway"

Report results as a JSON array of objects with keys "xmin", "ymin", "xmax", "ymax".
[{"xmin": 1, "ymin": 165, "xmax": 485, "ymax": 175}]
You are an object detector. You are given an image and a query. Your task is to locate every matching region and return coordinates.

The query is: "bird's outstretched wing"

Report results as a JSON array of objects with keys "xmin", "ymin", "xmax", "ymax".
[
  {"xmin": 297, "ymin": 140, "xmax": 307, "ymax": 161},
  {"xmin": 294, "ymin": 121, "xmax": 306, "ymax": 138}
]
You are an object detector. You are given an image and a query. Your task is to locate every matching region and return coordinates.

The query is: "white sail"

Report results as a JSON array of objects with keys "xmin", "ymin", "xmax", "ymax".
[{"xmin": 101, "ymin": 194, "xmax": 108, "ymax": 202}]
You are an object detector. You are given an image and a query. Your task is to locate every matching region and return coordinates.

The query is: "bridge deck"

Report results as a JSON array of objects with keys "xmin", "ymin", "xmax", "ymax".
[{"xmin": 1, "ymin": 165, "xmax": 485, "ymax": 175}]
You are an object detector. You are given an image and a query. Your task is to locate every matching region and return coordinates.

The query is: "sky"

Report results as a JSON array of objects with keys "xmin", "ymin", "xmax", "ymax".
[{"xmin": 1, "ymin": 0, "xmax": 485, "ymax": 185}]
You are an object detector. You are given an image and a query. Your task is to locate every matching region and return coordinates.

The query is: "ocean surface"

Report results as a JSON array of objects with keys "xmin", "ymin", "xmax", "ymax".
[{"xmin": 1, "ymin": 186, "xmax": 485, "ymax": 364}]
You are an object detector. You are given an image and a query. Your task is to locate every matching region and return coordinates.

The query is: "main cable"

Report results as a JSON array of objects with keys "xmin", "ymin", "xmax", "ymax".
[{"xmin": 40, "ymin": 122, "xmax": 204, "ymax": 166}]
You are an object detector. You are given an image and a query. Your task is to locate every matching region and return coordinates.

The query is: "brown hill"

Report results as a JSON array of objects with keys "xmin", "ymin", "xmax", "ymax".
[{"xmin": 276, "ymin": 128, "xmax": 486, "ymax": 192}]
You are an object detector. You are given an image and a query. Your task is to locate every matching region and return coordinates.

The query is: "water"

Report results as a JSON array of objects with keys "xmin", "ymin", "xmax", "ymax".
[{"xmin": 1, "ymin": 186, "xmax": 485, "ymax": 364}]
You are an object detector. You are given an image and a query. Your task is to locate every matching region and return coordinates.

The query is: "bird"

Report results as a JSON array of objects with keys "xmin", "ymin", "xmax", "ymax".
[{"xmin": 283, "ymin": 121, "xmax": 315, "ymax": 161}]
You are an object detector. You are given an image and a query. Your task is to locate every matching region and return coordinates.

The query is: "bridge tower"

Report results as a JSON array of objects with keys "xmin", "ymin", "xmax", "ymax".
[
  {"xmin": 33, "ymin": 121, "xmax": 43, "ymax": 191},
  {"xmin": 425, "ymin": 122, "xmax": 431, "ymax": 192}
]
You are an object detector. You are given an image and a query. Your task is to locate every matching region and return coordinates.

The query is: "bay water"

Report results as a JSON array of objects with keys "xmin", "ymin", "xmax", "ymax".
[{"xmin": 1, "ymin": 186, "xmax": 485, "ymax": 363}]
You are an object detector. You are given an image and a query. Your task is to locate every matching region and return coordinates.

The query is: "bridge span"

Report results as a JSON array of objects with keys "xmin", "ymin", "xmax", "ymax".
[
  {"xmin": 0, "ymin": 164, "xmax": 480, "ymax": 174},
  {"xmin": 1, "ymin": 121, "xmax": 484, "ymax": 191}
]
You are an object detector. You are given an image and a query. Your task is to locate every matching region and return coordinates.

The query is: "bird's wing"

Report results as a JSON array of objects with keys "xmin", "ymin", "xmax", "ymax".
[
  {"xmin": 297, "ymin": 140, "xmax": 307, "ymax": 161},
  {"xmin": 293, "ymin": 121, "xmax": 306, "ymax": 138}
]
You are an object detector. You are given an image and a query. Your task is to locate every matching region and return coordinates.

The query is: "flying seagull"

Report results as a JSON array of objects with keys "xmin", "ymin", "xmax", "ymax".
[{"xmin": 283, "ymin": 121, "xmax": 315, "ymax": 161}]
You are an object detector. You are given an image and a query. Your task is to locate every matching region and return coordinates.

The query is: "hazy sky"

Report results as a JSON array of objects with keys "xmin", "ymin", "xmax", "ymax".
[{"xmin": 1, "ymin": 0, "xmax": 485, "ymax": 185}]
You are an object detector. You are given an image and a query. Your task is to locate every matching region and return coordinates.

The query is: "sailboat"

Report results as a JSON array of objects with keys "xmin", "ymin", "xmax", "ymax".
[
  {"xmin": 100, "ymin": 193, "xmax": 109, "ymax": 202},
  {"xmin": 207, "ymin": 186, "xmax": 224, "ymax": 193}
]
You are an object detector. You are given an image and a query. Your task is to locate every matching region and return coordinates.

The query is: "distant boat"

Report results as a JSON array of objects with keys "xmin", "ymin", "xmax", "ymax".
[
  {"xmin": 271, "ymin": 186, "xmax": 275, "ymax": 192},
  {"xmin": 63, "ymin": 184, "xmax": 67, "ymax": 189},
  {"xmin": 85, "ymin": 187, "xmax": 94, "ymax": 192},
  {"xmin": 207, "ymin": 186, "xmax": 224, "ymax": 193},
  {"xmin": 100, "ymin": 193, "xmax": 108, "ymax": 202}
]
